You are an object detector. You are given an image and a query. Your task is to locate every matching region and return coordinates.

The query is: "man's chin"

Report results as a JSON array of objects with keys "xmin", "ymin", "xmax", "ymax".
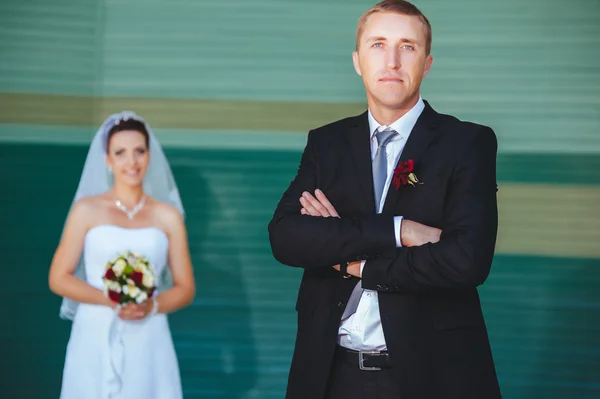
[
  {"xmin": 385, "ymin": 92, "xmax": 423, "ymax": 109},
  {"xmin": 376, "ymin": 98, "xmax": 413, "ymax": 111}
]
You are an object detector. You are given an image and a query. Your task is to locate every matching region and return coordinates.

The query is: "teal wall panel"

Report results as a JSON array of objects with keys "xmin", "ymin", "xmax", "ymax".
[
  {"xmin": 481, "ymin": 255, "xmax": 600, "ymax": 399},
  {"xmin": 1, "ymin": 142, "xmax": 599, "ymax": 398}
]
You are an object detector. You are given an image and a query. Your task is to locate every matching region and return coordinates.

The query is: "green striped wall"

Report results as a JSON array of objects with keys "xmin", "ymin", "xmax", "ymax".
[{"xmin": 1, "ymin": 0, "xmax": 599, "ymax": 398}]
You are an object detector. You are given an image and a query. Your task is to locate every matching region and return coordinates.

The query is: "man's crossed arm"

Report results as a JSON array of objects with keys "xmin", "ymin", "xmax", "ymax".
[{"xmin": 299, "ymin": 189, "xmax": 441, "ymax": 278}]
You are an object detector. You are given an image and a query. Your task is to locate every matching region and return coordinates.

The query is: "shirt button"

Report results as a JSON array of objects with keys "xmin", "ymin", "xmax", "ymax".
[{"xmin": 337, "ymin": 301, "xmax": 344, "ymax": 307}]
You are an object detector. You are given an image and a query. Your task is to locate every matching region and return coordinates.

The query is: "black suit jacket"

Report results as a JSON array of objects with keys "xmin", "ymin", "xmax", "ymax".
[{"xmin": 268, "ymin": 101, "xmax": 502, "ymax": 399}]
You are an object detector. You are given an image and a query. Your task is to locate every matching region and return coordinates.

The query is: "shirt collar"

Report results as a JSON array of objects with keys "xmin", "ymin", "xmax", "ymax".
[{"xmin": 367, "ymin": 96, "xmax": 425, "ymax": 141}]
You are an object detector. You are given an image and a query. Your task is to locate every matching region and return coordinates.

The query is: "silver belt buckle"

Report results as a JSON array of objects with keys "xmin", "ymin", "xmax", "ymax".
[{"xmin": 359, "ymin": 350, "xmax": 382, "ymax": 371}]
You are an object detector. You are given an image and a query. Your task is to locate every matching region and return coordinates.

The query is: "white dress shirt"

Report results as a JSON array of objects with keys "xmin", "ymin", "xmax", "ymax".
[{"xmin": 337, "ymin": 97, "xmax": 425, "ymax": 351}]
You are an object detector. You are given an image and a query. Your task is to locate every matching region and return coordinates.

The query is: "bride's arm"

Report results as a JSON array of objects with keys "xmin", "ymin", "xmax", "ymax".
[
  {"xmin": 145, "ymin": 204, "xmax": 195, "ymax": 314},
  {"xmin": 48, "ymin": 200, "xmax": 116, "ymax": 309}
]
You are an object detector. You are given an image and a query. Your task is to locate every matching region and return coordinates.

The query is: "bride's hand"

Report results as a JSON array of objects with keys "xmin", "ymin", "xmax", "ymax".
[{"xmin": 118, "ymin": 300, "xmax": 153, "ymax": 320}]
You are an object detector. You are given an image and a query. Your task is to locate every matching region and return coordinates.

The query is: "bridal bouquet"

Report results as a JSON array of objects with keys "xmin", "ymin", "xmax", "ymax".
[{"xmin": 103, "ymin": 251, "xmax": 156, "ymax": 305}]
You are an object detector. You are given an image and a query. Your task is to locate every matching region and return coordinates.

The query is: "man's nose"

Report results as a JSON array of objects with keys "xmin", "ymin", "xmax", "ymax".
[{"xmin": 386, "ymin": 48, "xmax": 401, "ymax": 70}]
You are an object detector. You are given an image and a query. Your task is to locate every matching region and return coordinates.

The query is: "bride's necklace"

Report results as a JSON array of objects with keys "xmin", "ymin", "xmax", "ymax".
[{"xmin": 115, "ymin": 195, "xmax": 146, "ymax": 220}]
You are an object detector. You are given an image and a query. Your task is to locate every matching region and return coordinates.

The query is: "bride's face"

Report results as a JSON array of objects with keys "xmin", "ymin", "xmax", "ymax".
[{"xmin": 105, "ymin": 130, "xmax": 150, "ymax": 188}]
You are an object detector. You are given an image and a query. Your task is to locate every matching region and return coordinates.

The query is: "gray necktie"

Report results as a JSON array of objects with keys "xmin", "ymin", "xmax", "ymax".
[
  {"xmin": 372, "ymin": 128, "xmax": 399, "ymax": 210},
  {"xmin": 341, "ymin": 128, "xmax": 398, "ymax": 321}
]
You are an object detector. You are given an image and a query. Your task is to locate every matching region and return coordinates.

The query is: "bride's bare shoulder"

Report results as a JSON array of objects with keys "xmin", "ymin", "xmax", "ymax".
[
  {"xmin": 148, "ymin": 198, "xmax": 184, "ymax": 230},
  {"xmin": 69, "ymin": 194, "xmax": 112, "ymax": 221}
]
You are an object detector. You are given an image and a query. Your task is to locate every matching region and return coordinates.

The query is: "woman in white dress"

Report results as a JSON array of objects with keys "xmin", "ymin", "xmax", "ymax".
[{"xmin": 48, "ymin": 111, "xmax": 195, "ymax": 399}]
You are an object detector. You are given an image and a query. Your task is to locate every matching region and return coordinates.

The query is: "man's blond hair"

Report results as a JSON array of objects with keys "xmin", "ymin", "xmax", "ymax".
[{"xmin": 356, "ymin": 0, "xmax": 432, "ymax": 54}]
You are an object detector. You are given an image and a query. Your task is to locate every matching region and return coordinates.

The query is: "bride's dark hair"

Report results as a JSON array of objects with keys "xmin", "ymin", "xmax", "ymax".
[{"xmin": 106, "ymin": 118, "xmax": 150, "ymax": 153}]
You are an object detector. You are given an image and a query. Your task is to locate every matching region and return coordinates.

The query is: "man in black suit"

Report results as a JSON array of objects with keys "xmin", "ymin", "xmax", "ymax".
[{"xmin": 268, "ymin": 1, "xmax": 501, "ymax": 398}]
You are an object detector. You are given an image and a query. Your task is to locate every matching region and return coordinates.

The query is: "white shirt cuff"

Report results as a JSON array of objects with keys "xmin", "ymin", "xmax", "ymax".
[
  {"xmin": 360, "ymin": 260, "xmax": 366, "ymax": 276},
  {"xmin": 394, "ymin": 216, "xmax": 403, "ymax": 247}
]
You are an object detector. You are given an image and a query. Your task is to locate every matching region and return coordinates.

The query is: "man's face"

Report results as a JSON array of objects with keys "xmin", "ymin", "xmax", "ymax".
[{"xmin": 353, "ymin": 12, "xmax": 433, "ymax": 113}]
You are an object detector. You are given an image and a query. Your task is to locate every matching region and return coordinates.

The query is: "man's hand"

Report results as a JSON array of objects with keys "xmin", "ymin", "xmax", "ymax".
[
  {"xmin": 333, "ymin": 261, "xmax": 361, "ymax": 278},
  {"xmin": 299, "ymin": 189, "xmax": 339, "ymax": 217},
  {"xmin": 299, "ymin": 190, "xmax": 356, "ymax": 275},
  {"xmin": 401, "ymin": 219, "xmax": 442, "ymax": 247}
]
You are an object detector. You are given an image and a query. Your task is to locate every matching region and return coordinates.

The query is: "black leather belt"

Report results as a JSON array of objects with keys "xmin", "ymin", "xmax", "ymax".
[{"xmin": 335, "ymin": 345, "xmax": 392, "ymax": 370}]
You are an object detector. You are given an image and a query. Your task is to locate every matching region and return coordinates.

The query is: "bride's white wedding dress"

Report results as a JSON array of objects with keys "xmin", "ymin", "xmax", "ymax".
[{"xmin": 60, "ymin": 225, "xmax": 182, "ymax": 399}]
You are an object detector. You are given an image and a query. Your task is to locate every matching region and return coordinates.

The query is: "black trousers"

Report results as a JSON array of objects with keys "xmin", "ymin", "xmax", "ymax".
[{"xmin": 325, "ymin": 349, "xmax": 402, "ymax": 399}]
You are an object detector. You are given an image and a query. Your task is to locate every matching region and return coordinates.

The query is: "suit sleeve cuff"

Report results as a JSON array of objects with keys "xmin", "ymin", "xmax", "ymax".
[{"xmin": 394, "ymin": 216, "xmax": 403, "ymax": 248}]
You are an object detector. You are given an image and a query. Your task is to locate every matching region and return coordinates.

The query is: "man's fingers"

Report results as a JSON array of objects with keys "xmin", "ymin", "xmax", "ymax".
[
  {"xmin": 303, "ymin": 192, "xmax": 330, "ymax": 216},
  {"xmin": 301, "ymin": 192, "xmax": 331, "ymax": 217},
  {"xmin": 332, "ymin": 263, "xmax": 360, "ymax": 277},
  {"xmin": 299, "ymin": 190, "xmax": 340, "ymax": 218},
  {"xmin": 299, "ymin": 196, "xmax": 321, "ymax": 216},
  {"xmin": 430, "ymin": 227, "xmax": 442, "ymax": 244},
  {"xmin": 401, "ymin": 220, "xmax": 443, "ymax": 247},
  {"xmin": 347, "ymin": 262, "xmax": 361, "ymax": 278},
  {"xmin": 315, "ymin": 189, "xmax": 339, "ymax": 217}
]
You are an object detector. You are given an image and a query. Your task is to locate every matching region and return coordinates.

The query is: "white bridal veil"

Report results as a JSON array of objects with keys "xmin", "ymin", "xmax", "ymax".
[{"xmin": 59, "ymin": 110, "xmax": 185, "ymax": 320}]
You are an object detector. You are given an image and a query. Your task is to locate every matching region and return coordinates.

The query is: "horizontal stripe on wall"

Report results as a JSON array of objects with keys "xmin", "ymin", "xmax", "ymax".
[
  {"xmin": 2, "ymin": 92, "xmax": 600, "ymax": 155},
  {"xmin": 496, "ymin": 184, "xmax": 600, "ymax": 259},
  {"xmin": 0, "ymin": 92, "xmax": 366, "ymax": 133}
]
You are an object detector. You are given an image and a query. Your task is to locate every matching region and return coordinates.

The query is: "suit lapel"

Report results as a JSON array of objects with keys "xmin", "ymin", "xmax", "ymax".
[
  {"xmin": 345, "ymin": 112, "xmax": 376, "ymax": 212},
  {"xmin": 382, "ymin": 101, "xmax": 441, "ymax": 212}
]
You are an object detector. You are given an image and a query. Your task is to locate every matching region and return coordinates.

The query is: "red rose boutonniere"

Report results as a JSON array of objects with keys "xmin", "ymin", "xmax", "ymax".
[{"xmin": 392, "ymin": 159, "xmax": 420, "ymax": 190}]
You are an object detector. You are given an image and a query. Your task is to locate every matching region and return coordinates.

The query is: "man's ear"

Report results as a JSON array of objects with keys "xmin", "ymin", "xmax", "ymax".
[
  {"xmin": 422, "ymin": 54, "xmax": 433, "ymax": 78},
  {"xmin": 352, "ymin": 51, "xmax": 362, "ymax": 76}
]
